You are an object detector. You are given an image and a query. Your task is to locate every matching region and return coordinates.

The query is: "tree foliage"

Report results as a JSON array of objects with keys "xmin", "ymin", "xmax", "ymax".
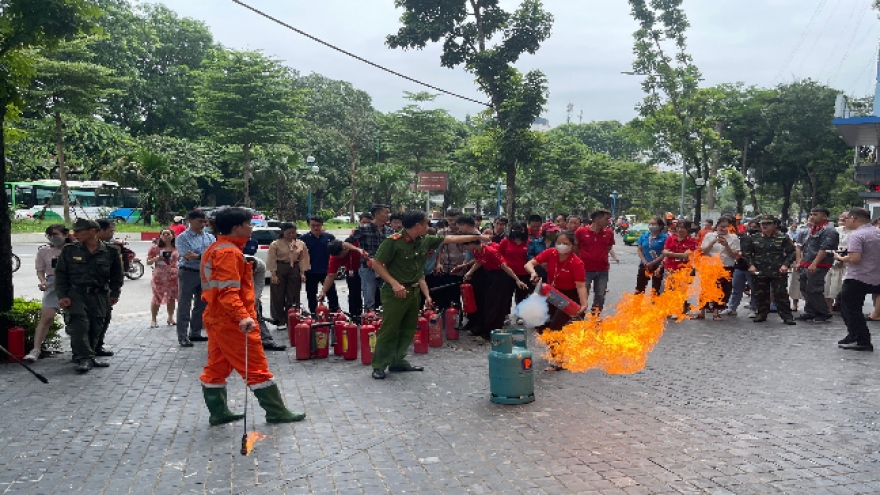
[
  {"xmin": 194, "ymin": 49, "xmax": 304, "ymax": 207},
  {"xmin": 387, "ymin": 0, "xmax": 553, "ymax": 218}
]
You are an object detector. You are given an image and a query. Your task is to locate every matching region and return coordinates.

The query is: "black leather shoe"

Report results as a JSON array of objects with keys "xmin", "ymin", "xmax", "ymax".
[
  {"xmin": 263, "ymin": 343, "xmax": 287, "ymax": 351},
  {"xmin": 813, "ymin": 314, "xmax": 832, "ymax": 323},
  {"xmin": 783, "ymin": 319, "xmax": 796, "ymax": 326},
  {"xmin": 796, "ymin": 314, "xmax": 815, "ymax": 321},
  {"xmin": 753, "ymin": 315, "xmax": 767, "ymax": 323},
  {"xmin": 388, "ymin": 365, "xmax": 424, "ymax": 372},
  {"xmin": 91, "ymin": 359, "xmax": 110, "ymax": 368},
  {"xmin": 838, "ymin": 336, "xmax": 856, "ymax": 345},
  {"xmin": 189, "ymin": 335, "xmax": 209, "ymax": 342},
  {"xmin": 179, "ymin": 340, "xmax": 194, "ymax": 347},
  {"xmin": 840, "ymin": 342, "xmax": 874, "ymax": 351},
  {"xmin": 371, "ymin": 369, "xmax": 386, "ymax": 379},
  {"xmin": 95, "ymin": 348, "xmax": 114, "ymax": 357},
  {"xmin": 75, "ymin": 359, "xmax": 92, "ymax": 373}
]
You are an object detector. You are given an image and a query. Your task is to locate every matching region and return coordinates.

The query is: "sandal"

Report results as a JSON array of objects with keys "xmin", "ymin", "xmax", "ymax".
[
  {"xmin": 866, "ymin": 315, "xmax": 880, "ymax": 322},
  {"xmin": 712, "ymin": 314, "xmax": 722, "ymax": 321},
  {"xmin": 149, "ymin": 322, "xmax": 159, "ymax": 328},
  {"xmin": 690, "ymin": 314, "xmax": 705, "ymax": 320},
  {"xmin": 167, "ymin": 320, "xmax": 176, "ymax": 326}
]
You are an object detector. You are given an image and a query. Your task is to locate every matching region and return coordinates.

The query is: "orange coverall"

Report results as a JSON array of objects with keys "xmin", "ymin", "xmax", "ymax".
[{"xmin": 199, "ymin": 235, "xmax": 273, "ymax": 387}]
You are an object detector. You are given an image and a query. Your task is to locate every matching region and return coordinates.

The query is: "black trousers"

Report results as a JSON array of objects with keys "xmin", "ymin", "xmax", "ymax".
[
  {"xmin": 429, "ymin": 273, "xmax": 463, "ymax": 309},
  {"xmin": 635, "ymin": 264, "xmax": 664, "ymax": 295},
  {"xmin": 346, "ymin": 273, "xmax": 363, "ymax": 319},
  {"xmin": 305, "ymin": 272, "xmax": 339, "ymax": 314},
  {"xmin": 476, "ymin": 270, "xmax": 515, "ymax": 339},
  {"xmin": 840, "ymin": 278, "xmax": 880, "ymax": 345}
]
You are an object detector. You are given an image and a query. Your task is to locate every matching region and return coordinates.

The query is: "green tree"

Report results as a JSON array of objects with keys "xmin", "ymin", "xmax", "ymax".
[
  {"xmin": 387, "ymin": 0, "xmax": 553, "ymax": 219},
  {"xmin": 547, "ymin": 121, "xmax": 641, "ymax": 160},
  {"xmin": 92, "ymin": 1, "xmax": 213, "ymax": 138},
  {"xmin": 295, "ymin": 74, "xmax": 376, "ymax": 219},
  {"xmin": 104, "ymin": 135, "xmax": 221, "ymax": 224},
  {"xmin": 24, "ymin": 36, "xmax": 119, "ymax": 221},
  {"xmin": 194, "ymin": 49, "xmax": 304, "ymax": 207},
  {"xmin": 0, "ymin": 0, "xmax": 98, "ymax": 312},
  {"xmin": 627, "ymin": 0, "xmax": 725, "ymax": 223}
]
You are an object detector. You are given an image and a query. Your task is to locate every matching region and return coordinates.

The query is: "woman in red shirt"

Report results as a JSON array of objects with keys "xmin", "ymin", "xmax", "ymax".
[
  {"xmin": 463, "ymin": 241, "xmax": 529, "ymax": 340},
  {"xmin": 662, "ymin": 220, "xmax": 697, "ymax": 313},
  {"xmin": 498, "ymin": 222, "xmax": 531, "ymax": 304},
  {"xmin": 525, "ymin": 231, "xmax": 588, "ymax": 370}
]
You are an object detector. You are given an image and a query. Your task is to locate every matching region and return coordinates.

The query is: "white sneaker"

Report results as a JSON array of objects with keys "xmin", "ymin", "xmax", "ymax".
[
  {"xmin": 23, "ymin": 349, "xmax": 40, "ymax": 362},
  {"xmin": 722, "ymin": 309, "xmax": 737, "ymax": 316},
  {"xmin": 276, "ymin": 325, "xmax": 287, "ymax": 331},
  {"xmin": 748, "ymin": 311, "xmax": 757, "ymax": 318}
]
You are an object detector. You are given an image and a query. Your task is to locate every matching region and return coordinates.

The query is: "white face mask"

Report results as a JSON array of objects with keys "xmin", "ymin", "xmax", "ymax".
[
  {"xmin": 49, "ymin": 237, "xmax": 66, "ymax": 247},
  {"xmin": 556, "ymin": 244, "xmax": 572, "ymax": 254}
]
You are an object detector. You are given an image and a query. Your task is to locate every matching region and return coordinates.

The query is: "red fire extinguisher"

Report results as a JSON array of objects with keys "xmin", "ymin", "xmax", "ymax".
[
  {"xmin": 316, "ymin": 300, "xmax": 330, "ymax": 322},
  {"xmin": 343, "ymin": 322, "xmax": 358, "ymax": 360},
  {"xmin": 428, "ymin": 310, "xmax": 443, "ymax": 347},
  {"xmin": 540, "ymin": 283, "xmax": 581, "ymax": 317},
  {"xmin": 362, "ymin": 309, "xmax": 376, "ymax": 325},
  {"xmin": 460, "ymin": 282, "xmax": 477, "ymax": 313},
  {"xmin": 294, "ymin": 321, "xmax": 311, "ymax": 360},
  {"xmin": 360, "ymin": 321, "xmax": 377, "ymax": 365},
  {"xmin": 333, "ymin": 319, "xmax": 346, "ymax": 356},
  {"xmin": 7, "ymin": 327, "xmax": 25, "ymax": 360},
  {"xmin": 445, "ymin": 306, "xmax": 459, "ymax": 340},
  {"xmin": 313, "ymin": 323, "xmax": 331, "ymax": 359},
  {"xmin": 414, "ymin": 313, "xmax": 429, "ymax": 354},
  {"xmin": 287, "ymin": 307, "xmax": 302, "ymax": 346}
]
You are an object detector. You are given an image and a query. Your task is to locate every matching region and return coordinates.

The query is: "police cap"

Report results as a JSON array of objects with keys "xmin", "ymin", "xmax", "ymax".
[
  {"xmin": 71, "ymin": 218, "xmax": 99, "ymax": 231},
  {"xmin": 759, "ymin": 215, "xmax": 778, "ymax": 224}
]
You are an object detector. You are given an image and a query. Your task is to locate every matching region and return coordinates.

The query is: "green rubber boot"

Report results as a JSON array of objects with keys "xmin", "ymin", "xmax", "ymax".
[
  {"xmin": 202, "ymin": 387, "xmax": 245, "ymax": 426},
  {"xmin": 253, "ymin": 383, "xmax": 306, "ymax": 423}
]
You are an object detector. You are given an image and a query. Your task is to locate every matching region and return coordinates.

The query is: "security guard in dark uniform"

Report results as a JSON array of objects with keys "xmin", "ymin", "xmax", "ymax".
[
  {"xmin": 741, "ymin": 215, "xmax": 796, "ymax": 324},
  {"xmin": 55, "ymin": 219, "xmax": 124, "ymax": 373},
  {"xmin": 369, "ymin": 211, "xmax": 487, "ymax": 379}
]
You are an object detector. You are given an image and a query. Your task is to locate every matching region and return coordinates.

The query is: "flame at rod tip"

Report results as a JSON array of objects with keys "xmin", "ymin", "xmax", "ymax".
[{"xmin": 245, "ymin": 431, "xmax": 266, "ymax": 455}]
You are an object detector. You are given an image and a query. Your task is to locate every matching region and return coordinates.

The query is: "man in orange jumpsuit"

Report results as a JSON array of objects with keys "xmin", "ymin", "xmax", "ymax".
[{"xmin": 199, "ymin": 207, "xmax": 306, "ymax": 425}]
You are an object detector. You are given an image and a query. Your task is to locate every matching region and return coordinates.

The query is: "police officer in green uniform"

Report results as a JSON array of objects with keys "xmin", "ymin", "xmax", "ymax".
[
  {"xmin": 741, "ymin": 215, "xmax": 797, "ymax": 325},
  {"xmin": 55, "ymin": 219, "xmax": 125, "ymax": 373},
  {"xmin": 369, "ymin": 211, "xmax": 488, "ymax": 379}
]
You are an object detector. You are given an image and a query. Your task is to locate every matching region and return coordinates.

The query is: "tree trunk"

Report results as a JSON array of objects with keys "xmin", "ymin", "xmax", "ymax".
[
  {"xmin": 706, "ymin": 120, "xmax": 723, "ymax": 210},
  {"xmin": 505, "ymin": 159, "xmax": 516, "ymax": 219},
  {"xmin": 55, "ymin": 111, "xmax": 70, "ymax": 223},
  {"xmin": 0, "ymin": 102, "xmax": 14, "ymax": 312},
  {"xmin": 781, "ymin": 182, "xmax": 794, "ymax": 225},
  {"xmin": 243, "ymin": 143, "xmax": 251, "ymax": 207},
  {"xmin": 694, "ymin": 186, "xmax": 703, "ymax": 225},
  {"xmin": 349, "ymin": 151, "xmax": 357, "ymax": 222}
]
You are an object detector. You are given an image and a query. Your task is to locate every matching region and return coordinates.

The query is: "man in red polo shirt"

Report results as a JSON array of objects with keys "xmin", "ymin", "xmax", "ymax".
[{"xmin": 575, "ymin": 209, "xmax": 617, "ymax": 313}]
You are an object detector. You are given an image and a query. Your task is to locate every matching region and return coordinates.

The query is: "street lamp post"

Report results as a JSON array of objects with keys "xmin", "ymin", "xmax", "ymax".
[
  {"xmin": 609, "ymin": 190, "xmax": 620, "ymax": 219},
  {"xmin": 306, "ymin": 155, "xmax": 319, "ymax": 217}
]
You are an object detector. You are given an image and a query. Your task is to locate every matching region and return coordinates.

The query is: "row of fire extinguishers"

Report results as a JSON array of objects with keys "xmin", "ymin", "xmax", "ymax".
[{"xmin": 286, "ymin": 282, "xmax": 486, "ymax": 364}]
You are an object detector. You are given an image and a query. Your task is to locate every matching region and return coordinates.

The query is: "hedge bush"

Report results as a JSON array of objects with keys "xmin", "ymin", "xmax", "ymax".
[{"xmin": 2, "ymin": 298, "xmax": 63, "ymax": 354}]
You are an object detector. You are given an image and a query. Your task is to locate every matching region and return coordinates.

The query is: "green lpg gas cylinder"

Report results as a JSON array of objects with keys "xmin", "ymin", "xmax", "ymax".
[{"xmin": 488, "ymin": 330, "xmax": 535, "ymax": 404}]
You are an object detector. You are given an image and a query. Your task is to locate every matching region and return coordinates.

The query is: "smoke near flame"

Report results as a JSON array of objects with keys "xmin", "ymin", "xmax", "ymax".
[
  {"xmin": 537, "ymin": 251, "xmax": 730, "ymax": 374},
  {"xmin": 245, "ymin": 431, "xmax": 266, "ymax": 455},
  {"xmin": 515, "ymin": 293, "xmax": 551, "ymax": 328}
]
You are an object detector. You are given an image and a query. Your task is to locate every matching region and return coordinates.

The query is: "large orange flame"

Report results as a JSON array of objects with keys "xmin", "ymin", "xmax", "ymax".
[
  {"xmin": 537, "ymin": 250, "xmax": 730, "ymax": 374},
  {"xmin": 245, "ymin": 431, "xmax": 266, "ymax": 455}
]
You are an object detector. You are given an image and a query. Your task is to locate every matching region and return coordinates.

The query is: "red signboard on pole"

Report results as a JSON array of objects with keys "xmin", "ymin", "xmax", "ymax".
[{"xmin": 417, "ymin": 172, "xmax": 448, "ymax": 191}]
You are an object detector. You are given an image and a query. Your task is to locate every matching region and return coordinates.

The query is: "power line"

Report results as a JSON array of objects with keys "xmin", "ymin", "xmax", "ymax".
[
  {"xmin": 792, "ymin": 0, "xmax": 845, "ymax": 76},
  {"xmin": 773, "ymin": 0, "xmax": 830, "ymax": 83},
  {"xmin": 826, "ymin": 0, "xmax": 874, "ymax": 85},
  {"xmin": 230, "ymin": 0, "xmax": 491, "ymax": 107}
]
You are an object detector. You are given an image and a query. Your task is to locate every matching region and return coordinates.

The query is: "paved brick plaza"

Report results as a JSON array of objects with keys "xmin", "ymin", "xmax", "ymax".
[{"xmin": 3, "ymin": 256, "xmax": 880, "ymax": 494}]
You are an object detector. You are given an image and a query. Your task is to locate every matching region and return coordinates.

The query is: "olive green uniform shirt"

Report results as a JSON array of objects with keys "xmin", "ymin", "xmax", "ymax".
[
  {"xmin": 374, "ymin": 233, "xmax": 445, "ymax": 285},
  {"xmin": 55, "ymin": 241, "xmax": 125, "ymax": 316}
]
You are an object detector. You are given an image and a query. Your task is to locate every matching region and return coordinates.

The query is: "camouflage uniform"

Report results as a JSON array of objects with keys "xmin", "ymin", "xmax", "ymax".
[{"xmin": 741, "ymin": 216, "xmax": 796, "ymax": 324}]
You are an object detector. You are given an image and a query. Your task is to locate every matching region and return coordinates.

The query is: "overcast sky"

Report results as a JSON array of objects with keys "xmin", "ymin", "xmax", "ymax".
[{"xmin": 153, "ymin": 0, "xmax": 880, "ymax": 126}]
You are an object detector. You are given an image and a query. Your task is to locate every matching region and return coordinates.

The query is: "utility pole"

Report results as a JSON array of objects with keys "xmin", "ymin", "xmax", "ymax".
[
  {"xmin": 566, "ymin": 103, "xmax": 574, "ymax": 124},
  {"xmin": 578, "ymin": 109, "xmax": 583, "ymax": 124}
]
